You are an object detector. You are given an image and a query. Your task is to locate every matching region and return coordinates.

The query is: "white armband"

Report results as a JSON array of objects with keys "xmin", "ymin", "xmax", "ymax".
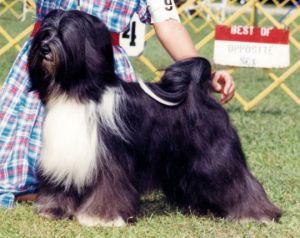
[{"xmin": 147, "ymin": 0, "xmax": 181, "ymax": 24}]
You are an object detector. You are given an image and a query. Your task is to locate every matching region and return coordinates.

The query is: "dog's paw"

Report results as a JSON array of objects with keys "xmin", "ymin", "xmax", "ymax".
[
  {"xmin": 76, "ymin": 214, "xmax": 126, "ymax": 227},
  {"xmin": 36, "ymin": 207, "xmax": 71, "ymax": 220}
]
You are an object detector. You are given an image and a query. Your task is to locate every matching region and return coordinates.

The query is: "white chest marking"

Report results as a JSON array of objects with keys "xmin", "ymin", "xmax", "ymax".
[{"xmin": 40, "ymin": 96, "xmax": 98, "ymax": 190}]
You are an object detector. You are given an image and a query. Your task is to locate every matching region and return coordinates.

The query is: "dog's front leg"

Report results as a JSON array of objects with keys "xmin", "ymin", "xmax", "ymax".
[
  {"xmin": 75, "ymin": 162, "xmax": 139, "ymax": 227},
  {"xmin": 35, "ymin": 186, "xmax": 79, "ymax": 220}
]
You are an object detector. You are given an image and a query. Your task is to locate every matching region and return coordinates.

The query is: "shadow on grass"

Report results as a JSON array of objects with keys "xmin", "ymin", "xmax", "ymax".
[
  {"xmin": 138, "ymin": 192, "xmax": 171, "ymax": 218},
  {"xmin": 138, "ymin": 192, "xmax": 217, "ymax": 222}
]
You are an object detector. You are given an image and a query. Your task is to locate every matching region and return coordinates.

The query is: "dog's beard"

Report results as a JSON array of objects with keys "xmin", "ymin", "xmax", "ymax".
[
  {"xmin": 28, "ymin": 9, "xmax": 119, "ymax": 104},
  {"xmin": 28, "ymin": 32, "xmax": 66, "ymax": 101}
]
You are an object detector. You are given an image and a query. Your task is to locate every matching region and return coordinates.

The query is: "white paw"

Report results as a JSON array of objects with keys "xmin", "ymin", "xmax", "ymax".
[
  {"xmin": 38, "ymin": 211, "xmax": 55, "ymax": 219},
  {"xmin": 76, "ymin": 214, "xmax": 126, "ymax": 227}
]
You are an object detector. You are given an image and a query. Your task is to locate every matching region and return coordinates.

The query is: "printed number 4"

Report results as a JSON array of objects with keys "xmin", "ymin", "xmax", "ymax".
[
  {"xmin": 122, "ymin": 22, "xmax": 137, "ymax": 47},
  {"xmin": 165, "ymin": 0, "xmax": 173, "ymax": 11}
]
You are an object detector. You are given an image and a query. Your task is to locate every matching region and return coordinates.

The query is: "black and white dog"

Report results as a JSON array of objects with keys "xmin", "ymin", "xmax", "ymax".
[{"xmin": 28, "ymin": 10, "xmax": 281, "ymax": 227}]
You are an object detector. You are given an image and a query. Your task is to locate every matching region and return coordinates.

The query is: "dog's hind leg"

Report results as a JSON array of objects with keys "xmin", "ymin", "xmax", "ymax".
[
  {"xmin": 167, "ymin": 151, "xmax": 282, "ymax": 222},
  {"xmin": 221, "ymin": 170, "xmax": 282, "ymax": 222},
  {"xmin": 75, "ymin": 160, "xmax": 139, "ymax": 227}
]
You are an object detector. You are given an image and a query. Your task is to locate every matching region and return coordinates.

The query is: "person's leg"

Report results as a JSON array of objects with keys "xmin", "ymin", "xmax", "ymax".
[{"xmin": 0, "ymin": 40, "xmax": 42, "ymax": 207}]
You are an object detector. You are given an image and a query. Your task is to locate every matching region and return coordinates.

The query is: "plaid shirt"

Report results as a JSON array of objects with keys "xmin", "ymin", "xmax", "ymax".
[{"xmin": 0, "ymin": 0, "xmax": 151, "ymax": 208}]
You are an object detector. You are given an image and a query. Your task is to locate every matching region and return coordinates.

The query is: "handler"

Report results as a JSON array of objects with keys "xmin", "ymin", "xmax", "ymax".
[{"xmin": 0, "ymin": 0, "xmax": 234, "ymax": 207}]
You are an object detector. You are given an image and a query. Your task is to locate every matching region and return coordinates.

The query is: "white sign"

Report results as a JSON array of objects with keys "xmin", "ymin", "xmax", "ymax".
[
  {"xmin": 120, "ymin": 14, "xmax": 146, "ymax": 57},
  {"xmin": 213, "ymin": 25, "xmax": 290, "ymax": 68}
]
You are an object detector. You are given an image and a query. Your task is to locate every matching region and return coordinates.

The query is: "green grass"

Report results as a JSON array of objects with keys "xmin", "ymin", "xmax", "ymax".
[{"xmin": 0, "ymin": 11, "xmax": 300, "ymax": 238}]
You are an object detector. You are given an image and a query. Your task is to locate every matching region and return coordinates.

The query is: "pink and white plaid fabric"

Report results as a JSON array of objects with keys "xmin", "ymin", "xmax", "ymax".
[{"xmin": 0, "ymin": 0, "xmax": 151, "ymax": 207}]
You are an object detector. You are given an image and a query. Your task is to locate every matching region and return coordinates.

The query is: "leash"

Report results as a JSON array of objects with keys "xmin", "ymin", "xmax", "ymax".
[{"xmin": 137, "ymin": 77, "xmax": 181, "ymax": 107}]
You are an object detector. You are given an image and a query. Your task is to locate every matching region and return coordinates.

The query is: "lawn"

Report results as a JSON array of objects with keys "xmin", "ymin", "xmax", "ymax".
[{"xmin": 0, "ymin": 9, "xmax": 299, "ymax": 238}]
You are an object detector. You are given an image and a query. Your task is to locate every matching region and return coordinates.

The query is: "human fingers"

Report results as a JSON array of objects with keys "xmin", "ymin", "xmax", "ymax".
[
  {"xmin": 220, "ymin": 82, "xmax": 235, "ymax": 104},
  {"xmin": 211, "ymin": 71, "xmax": 223, "ymax": 92},
  {"xmin": 219, "ymin": 71, "xmax": 233, "ymax": 95}
]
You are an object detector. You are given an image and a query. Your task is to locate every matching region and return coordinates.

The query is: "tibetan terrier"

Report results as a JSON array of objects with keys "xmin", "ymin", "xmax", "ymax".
[{"xmin": 28, "ymin": 10, "xmax": 281, "ymax": 227}]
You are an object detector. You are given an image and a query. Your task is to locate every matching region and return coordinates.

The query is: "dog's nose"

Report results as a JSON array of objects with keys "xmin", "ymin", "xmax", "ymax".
[{"xmin": 40, "ymin": 45, "xmax": 51, "ymax": 55}]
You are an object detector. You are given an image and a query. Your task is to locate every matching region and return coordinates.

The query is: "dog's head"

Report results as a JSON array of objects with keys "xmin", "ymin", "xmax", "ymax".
[{"xmin": 28, "ymin": 10, "xmax": 117, "ymax": 102}]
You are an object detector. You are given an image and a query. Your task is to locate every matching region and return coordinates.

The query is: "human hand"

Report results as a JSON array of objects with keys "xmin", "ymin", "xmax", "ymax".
[{"xmin": 211, "ymin": 71, "xmax": 235, "ymax": 104}]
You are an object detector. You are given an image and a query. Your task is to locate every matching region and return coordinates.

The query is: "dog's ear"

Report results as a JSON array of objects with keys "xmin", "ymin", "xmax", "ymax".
[{"xmin": 82, "ymin": 13, "xmax": 117, "ymax": 85}]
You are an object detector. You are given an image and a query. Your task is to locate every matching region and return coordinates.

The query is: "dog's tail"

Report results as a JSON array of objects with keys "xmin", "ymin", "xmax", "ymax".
[{"xmin": 148, "ymin": 57, "xmax": 212, "ymax": 106}]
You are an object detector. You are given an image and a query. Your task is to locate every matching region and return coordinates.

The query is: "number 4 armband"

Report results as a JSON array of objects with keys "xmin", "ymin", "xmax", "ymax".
[{"xmin": 147, "ymin": 0, "xmax": 181, "ymax": 24}]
